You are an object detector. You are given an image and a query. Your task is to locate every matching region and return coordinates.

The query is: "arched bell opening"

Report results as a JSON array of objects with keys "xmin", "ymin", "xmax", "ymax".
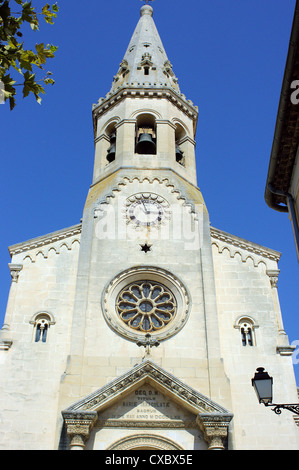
[
  {"xmin": 106, "ymin": 122, "xmax": 117, "ymax": 163},
  {"xmin": 135, "ymin": 113, "xmax": 157, "ymax": 155},
  {"xmin": 174, "ymin": 123, "xmax": 186, "ymax": 166}
]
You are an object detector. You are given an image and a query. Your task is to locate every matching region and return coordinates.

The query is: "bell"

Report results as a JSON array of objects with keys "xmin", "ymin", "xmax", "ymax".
[
  {"xmin": 107, "ymin": 143, "xmax": 116, "ymax": 162},
  {"xmin": 176, "ymin": 146, "xmax": 184, "ymax": 163},
  {"xmin": 136, "ymin": 133, "xmax": 156, "ymax": 154},
  {"xmin": 107, "ymin": 133, "xmax": 116, "ymax": 162}
]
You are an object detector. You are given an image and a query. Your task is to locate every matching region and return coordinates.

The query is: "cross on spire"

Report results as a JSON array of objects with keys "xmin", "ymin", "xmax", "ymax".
[{"xmin": 141, "ymin": 0, "xmax": 155, "ymax": 4}]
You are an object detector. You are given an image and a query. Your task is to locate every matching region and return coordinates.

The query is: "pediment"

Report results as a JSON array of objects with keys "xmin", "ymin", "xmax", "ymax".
[
  {"xmin": 98, "ymin": 383, "xmax": 197, "ymax": 429},
  {"xmin": 63, "ymin": 360, "xmax": 229, "ymax": 417}
]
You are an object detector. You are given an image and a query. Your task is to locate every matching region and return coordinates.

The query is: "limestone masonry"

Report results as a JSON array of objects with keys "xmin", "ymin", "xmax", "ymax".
[{"xmin": 0, "ymin": 4, "xmax": 298, "ymax": 450}]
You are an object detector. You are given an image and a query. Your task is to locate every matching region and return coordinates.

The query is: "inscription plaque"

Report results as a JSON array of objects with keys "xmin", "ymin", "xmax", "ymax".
[{"xmin": 98, "ymin": 384, "xmax": 196, "ymax": 428}]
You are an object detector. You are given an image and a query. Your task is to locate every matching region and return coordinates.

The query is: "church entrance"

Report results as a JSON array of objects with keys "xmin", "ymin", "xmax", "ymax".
[
  {"xmin": 62, "ymin": 360, "xmax": 233, "ymax": 450},
  {"xmin": 107, "ymin": 434, "xmax": 183, "ymax": 451}
]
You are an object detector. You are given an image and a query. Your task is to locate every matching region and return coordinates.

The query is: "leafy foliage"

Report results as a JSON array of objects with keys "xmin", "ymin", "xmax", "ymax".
[{"xmin": 0, "ymin": 1, "xmax": 58, "ymax": 109}]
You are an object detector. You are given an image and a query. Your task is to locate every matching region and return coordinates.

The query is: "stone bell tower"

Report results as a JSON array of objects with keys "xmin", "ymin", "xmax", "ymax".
[
  {"xmin": 58, "ymin": 4, "xmax": 234, "ymax": 449},
  {"xmin": 0, "ymin": 3, "xmax": 298, "ymax": 451}
]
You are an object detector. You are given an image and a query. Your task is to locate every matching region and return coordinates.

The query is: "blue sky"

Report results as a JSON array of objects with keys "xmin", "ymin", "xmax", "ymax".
[{"xmin": 1, "ymin": 0, "xmax": 298, "ymax": 383}]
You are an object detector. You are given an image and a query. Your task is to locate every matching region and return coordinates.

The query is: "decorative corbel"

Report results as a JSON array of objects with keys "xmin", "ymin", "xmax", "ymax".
[
  {"xmin": 196, "ymin": 413, "xmax": 233, "ymax": 450},
  {"xmin": 8, "ymin": 264, "xmax": 22, "ymax": 283},
  {"xmin": 62, "ymin": 411, "xmax": 98, "ymax": 450},
  {"xmin": 266, "ymin": 269, "xmax": 280, "ymax": 289}
]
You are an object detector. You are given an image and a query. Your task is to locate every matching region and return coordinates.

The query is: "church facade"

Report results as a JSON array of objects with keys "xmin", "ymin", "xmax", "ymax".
[{"xmin": 0, "ymin": 4, "xmax": 298, "ymax": 450}]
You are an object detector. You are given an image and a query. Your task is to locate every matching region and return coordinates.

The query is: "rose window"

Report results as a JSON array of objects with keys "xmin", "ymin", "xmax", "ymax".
[{"xmin": 116, "ymin": 281, "xmax": 176, "ymax": 332}]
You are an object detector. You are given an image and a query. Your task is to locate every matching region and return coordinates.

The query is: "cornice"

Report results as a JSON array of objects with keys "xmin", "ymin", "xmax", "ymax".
[
  {"xmin": 92, "ymin": 86, "xmax": 198, "ymax": 134},
  {"xmin": 210, "ymin": 226, "xmax": 281, "ymax": 262},
  {"xmin": 96, "ymin": 418, "xmax": 197, "ymax": 429},
  {"xmin": 9, "ymin": 223, "xmax": 82, "ymax": 257}
]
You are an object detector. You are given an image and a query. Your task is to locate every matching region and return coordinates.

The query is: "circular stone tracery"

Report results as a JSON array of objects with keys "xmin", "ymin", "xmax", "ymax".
[
  {"xmin": 116, "ymin": 281, "xmax": 176, "ymax": 332},
  {"xmin": 102, "ymin": 266, "xmax": 190, "ymax": 343}
]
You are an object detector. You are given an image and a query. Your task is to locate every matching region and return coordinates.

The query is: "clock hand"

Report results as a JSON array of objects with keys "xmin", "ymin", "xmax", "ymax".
[{"xmin": 142, "ymin": 200, "xmax": 150, "ymax": 214}]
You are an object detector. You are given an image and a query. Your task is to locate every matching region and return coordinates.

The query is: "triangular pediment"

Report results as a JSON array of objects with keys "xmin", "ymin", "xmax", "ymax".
[
  {"xmin": 63, "ymin": 360, "xmax": 229, "ymax": 417},
  {"xmin": 98, "ymin": 383, "xmax": 197, "ymax": 429}
]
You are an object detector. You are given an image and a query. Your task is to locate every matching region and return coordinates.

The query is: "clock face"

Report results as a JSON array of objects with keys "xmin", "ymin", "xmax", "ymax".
[{"xmin": 126, "ymin": 193, "xmax": 170, "ymax": 227}]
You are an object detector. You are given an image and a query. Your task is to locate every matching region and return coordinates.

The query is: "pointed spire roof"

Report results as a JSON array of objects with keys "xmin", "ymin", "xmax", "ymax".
[
  {"xmin": 109, "ymin": 4, "xmax": 180, "ymax": 94},
  {"xmin": 93, "ymin": 4, "xmax": 198, "ymax": 127}
]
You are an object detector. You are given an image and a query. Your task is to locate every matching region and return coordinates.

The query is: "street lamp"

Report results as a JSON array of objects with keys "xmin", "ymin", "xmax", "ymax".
[
  {"xmin": 252, "ymin": 367, "xmax": 273, "ymax": 404},
  {"xmin": 251, "ymin": 367, "xmax": 299, "ymax": 415}
]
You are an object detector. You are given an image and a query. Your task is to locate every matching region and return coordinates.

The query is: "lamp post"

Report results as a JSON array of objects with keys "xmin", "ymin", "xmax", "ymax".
[{"xmin": 251, "ymin": 367, "xmax": 299, "ymax": 415}]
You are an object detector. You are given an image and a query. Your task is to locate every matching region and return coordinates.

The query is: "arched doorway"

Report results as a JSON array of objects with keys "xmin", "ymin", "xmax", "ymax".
[{"xmin": 107, "ymin": 434, "xmax": 183, "ymax": 451}]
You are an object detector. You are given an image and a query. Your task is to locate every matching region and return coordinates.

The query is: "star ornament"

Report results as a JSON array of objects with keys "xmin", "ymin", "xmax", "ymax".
[{"xmin": 140, "ymin": 243, "xmax": 152, "ymax": 253}]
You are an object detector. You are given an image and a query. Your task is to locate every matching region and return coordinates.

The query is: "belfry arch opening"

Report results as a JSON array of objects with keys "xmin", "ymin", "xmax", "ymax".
[
  {"xmin": 135, "ymin": 113, "xmax": 157, "ymax": 155},
  {"xmin": 106, "ymin": 122, "xmax": 117, "ymax": 163},
  {"xmin": 174, "ymin": 123, "xmax": 186, "ymax": 166}
]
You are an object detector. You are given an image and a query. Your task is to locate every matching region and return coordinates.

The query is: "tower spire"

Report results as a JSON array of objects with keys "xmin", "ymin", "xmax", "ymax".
[{"xmin": 109, "ymin": 2, "xmax": 180, "ymax": 94}]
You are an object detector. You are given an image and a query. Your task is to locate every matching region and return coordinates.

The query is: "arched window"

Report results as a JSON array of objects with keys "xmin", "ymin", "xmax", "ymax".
[
  {"xmin": 240, "ymin": 323, "xmax": 253, "ymax": 346},
  {"xmin": 30, "ymin": 312, "xmax": 55, "ymax": 343},
  {"xmin": 106, "ymin": 123, "xmax": 117, "ymax": 163},
  {"xmin": 234, "ymin": 316, "xmax": 258, "ymax": 347},
  {"xmin": 135, "ymin": 113, "xmax": 156, "ymax": 155},
  {"xmin": 35, "ymin": 318, "xmax": 48, "ymax": 342},
  {"xmin": 174, "ymin": 123, "xmax": 186, "ymax": 166}
]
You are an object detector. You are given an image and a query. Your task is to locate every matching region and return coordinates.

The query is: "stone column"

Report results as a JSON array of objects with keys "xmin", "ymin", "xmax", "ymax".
[
  {"xmin": 156, "ymin": 119, "xmax": 176, "ymax": 161},
  {"xmin": 196, "ymin": 413, "xmax": 233, "ymax": 450},
  {"xmin": 62, "ymin": 411, "xmax": 98, "ymax": 450}
]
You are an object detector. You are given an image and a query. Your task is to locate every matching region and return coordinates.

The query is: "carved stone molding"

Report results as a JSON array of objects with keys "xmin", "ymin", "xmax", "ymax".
[
  {"xmin": 96, "ymin": 417, "xmax": 197, "ymax": 429},
  {"xmin": 211, "ymin": 226, "xmax": 281, "ymax": 265},
  {"xmin": 92, "ymin": 174, "xmax": 202, "ymax": 221},
  {"xmin": 63, "ymin": 360, "xmax": 229, "ymax": 416},
  {"xmin": 8, "ymin": 264, "xmax": 22, "ymax": 283},
  {"xmin": 108, "ymin": 433, "xmax": 183, "ymax": 450},
  {"xmin": 276, "ymin": 345, "xmax": 296, "ymax": 356},
  {"xmin": 196, "ymin": 413, "xmax": 233, "ymax": 450},
  {"xmin": 266, "ymin": 269, "xmax": 280, "ymax": 288},
  {"xmin": 102, "ymin": 266, "xmax": 190, "ymax": 344},
  {"xmin": 62, "ymin": 411, "xmax": 98, "ymax": 450},
  {"xmin": 0, "ymin": 338, "xmax": 13, "ymax": 351},
  {"xmin": 62, "ymin": 361, "xmax": 233, "ymax": 450},
  {"xmin": 92, "ymin": 87, "xmax": 198, "ymax": 129},
  {"xmin": 8, "ymin": 223, "xmax": 81, "ymax": 258}
]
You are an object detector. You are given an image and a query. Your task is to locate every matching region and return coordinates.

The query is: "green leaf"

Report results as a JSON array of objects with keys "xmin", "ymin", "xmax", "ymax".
[
  {"xmin": 43, "ymin": 77, "xmax": 55, "ymax": 85},
  {"xmin": 0, "ymin": 1, "xmax": 59, "ymax": 109},
  {"xmin": 19, "ymin": 49, "xmax": 38, "ymax": 71},
  {"xmin": 21, "ymin": 2, "xmax": 36, "ymax": 23},
  {"xmin": 47, "ymin": 44, "xmax": 58, "ymax": 53},
  {"xmin": 42, "ymin": 3, "xmax": 57, "ymax": 24},
  {"xmin": 0, "ymin": 1, "xmax": 11, "ymax": 24},
  {"xmin": 22, "ymin": 70, "xmax": 45, "ymax": 103},
  {"xmin": 1, "ymin": 73, "xmax": 17, "ymax": 109}
]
